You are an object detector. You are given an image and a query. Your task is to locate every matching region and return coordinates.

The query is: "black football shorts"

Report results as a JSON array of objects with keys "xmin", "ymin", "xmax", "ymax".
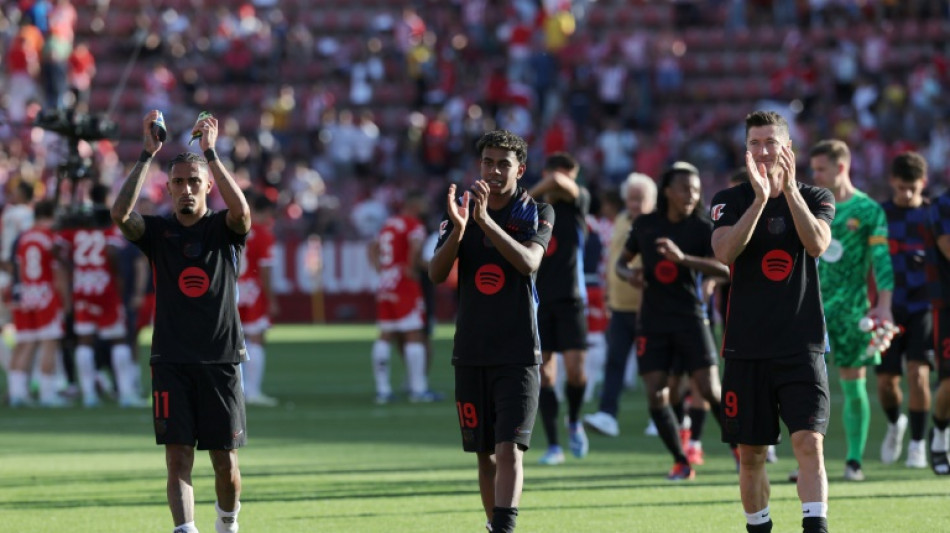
[
  {"xmin": 637, "ymin": 319, "xmax": 718, "ymax": 376},
  {"xmin": 151, "ymin": 363, "xmax": 247, "ymax": 450},
  {"xmin": 933, "ymin": 307, "xmax": 950, "ymax": 380},
  {"xmin": 538, "ymin": 299, "xmax": 588, "ymax": 352},
  {"xmin": 454, "ymin": 364, "xmax": 540, "ymax": 453},
  {"xmin": 876, "ymin": 310, "xmax": 935, "ymax": 376},
  {"xmin": 720, "ymin": 351, "xmax": 830, "ymax": 446}
]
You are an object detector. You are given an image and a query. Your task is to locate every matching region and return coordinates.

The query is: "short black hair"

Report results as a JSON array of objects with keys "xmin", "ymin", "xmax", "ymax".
[
  {"xmin": 745, "ymin": 110, "xmax": 790, "ymax": 140},
  {"xmin": 475, "ymin": 130, "xmax": 528, "ymax": 164},
  {"xmin": 34, "ymin": 199, "xmax": 56, "ymax": 219},
  {"xmin": 168, "ymin": 152, "xmax": 209, "ymax": 173},
  {"xmin": 252, "ymin": 192, "xmax": 275, "ymax": 212},
  {"xmin": 90, "ymin": 183, "xmax": 110, "ymax": 204},
  {"xmin": 16, "ymin": 180, "xmax": 35, "ymax": 203},
  {"xmin": 543, "ymin": 152, "xmax": 578, "ymax": 172},
  {"xmin": 890, "ymin": 152, "xmax": 928, "ymax": 182}
]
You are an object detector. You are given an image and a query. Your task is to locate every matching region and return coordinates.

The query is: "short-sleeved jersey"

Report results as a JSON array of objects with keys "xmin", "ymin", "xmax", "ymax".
[
  {"xmin": 931, "ymin": 191, "xmax": 950, "ymax": 309},
  {"xmin": 536, "ymin": 187, "xmax": 590, "ymax": 303},
  {"xmin": 13, "ymin": 225, "xmax": 61, "ymax": 313},
  {"xmin": 57, "ymin": 225, "xmax": 125, "ymax": 297},
  {"xmin": 237, "ymin": 224, "xmax": 275, "ymax": 322},
  {"xmin": 131, "ymin": 210, "xmax": 248, "ymax": 365},
  {"xmin": 376, "ymin": 214, "xmax": 426, "ymax": 300},
  {"xmin": 624, "ymin": 212, "xmax": 714, "ymax": 333},
  {"xmin": 882, "ymin": 199, "xmax": 935, "ymax": 314},
  {"xmin": 818, "ymin": 189, "xmax": 894, "ymax": 317},
  {"xmin": 435, "ymin": 188, "xmax": 554, "ymax": 366},
  {"xmin": 710, "ymin": 182, "xmax": 836, "ymax": 359}
]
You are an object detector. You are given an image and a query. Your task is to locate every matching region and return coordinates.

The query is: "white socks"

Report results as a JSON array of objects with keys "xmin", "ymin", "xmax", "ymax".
[
  {"xmin": 404, "ymin": 342, "xmax": 428, "ymax": 396},
  {"xmin": 372, "ymin": 339, "xmax": 391, "ymax": 396},
  {"xmin": 744, "ymin": 506, "xmax": 770, "ymax": 525},
  {"xmin": 111, "ymin": 343, "xmax": 137, "ymax": 401},
  {"xmin": 173, "ymin": 521, "xmax": 199, "ymax": 533},
  {"xmin": 242, "ymin": 342, "xmax": 265, "ymax": 398},
  {"xmin": 584, "ymin": 333, "xmax": 606, "ymax": 402},
  {"xmin": 802, "ymin": 501, "xmax": 828, "ymax": 519},
  {"xmin": 7, "ymin": 369, "xmax": 28, "ymax": 402},
  {"xmin": 75, "ymin": 345, "xmax": 97, "ymax": 404}
]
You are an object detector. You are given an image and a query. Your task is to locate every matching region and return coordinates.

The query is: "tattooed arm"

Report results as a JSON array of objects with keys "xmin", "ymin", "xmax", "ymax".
[{"xmin": 111, "ymin": 110, "xmax": 162, "ymax": 241}]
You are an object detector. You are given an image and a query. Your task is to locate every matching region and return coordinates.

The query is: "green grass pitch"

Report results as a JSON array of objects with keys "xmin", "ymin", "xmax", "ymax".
[{"xmin": 1, "ymin": 324, "xmax": 946, "ymax": 532}]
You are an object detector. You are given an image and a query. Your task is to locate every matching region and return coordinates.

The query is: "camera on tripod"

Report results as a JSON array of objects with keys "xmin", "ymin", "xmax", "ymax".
[{"xmin": 34, "ymin": 108, "xmax": 119, "ymax": 228}]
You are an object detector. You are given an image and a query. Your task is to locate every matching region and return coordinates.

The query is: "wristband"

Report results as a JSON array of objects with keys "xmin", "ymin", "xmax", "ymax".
[
  {"xmin": 138, "ymin": 150, "xmax": 153, "ymax": 163},
  {"xmin": 204, "ymin": 148, "xmax": 218, "ymax": 162}
]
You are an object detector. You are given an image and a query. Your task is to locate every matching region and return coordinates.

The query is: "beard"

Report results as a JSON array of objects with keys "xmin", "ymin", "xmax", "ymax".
[{"xmin": 180, "ymin": 205, "xmax": 195, "ymax": 215}]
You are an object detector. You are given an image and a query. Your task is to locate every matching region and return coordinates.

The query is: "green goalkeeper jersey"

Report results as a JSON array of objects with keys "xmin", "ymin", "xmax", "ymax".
[{"xmin": 818, "ymin": 189, "xmax": 894, "ymax": 318}]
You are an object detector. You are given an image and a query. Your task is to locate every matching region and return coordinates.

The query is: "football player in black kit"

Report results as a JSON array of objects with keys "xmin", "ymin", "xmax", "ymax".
[
  {"xmin": 429, "ymin": 130, "xmax": 553, "ymax": 533},
  {"xmin": 615, "ymin": 161, "xmax": 729, "ymax": 481},
  {"xmin": 528, "ymin": 152, "xmax": 591, "ymax": 465},
  {"xmin": 111, "ymin": 110, "xmax": 251, "ymax": 533},
  {"xmin": 710, "ymin": 111, "xmax": 835, "ymax": 533}
]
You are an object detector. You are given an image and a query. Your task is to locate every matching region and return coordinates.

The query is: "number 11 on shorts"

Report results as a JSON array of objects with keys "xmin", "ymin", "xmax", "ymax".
[{"xmin": 154, "ymin": 391, "xmax": 170, "ymax": 419}]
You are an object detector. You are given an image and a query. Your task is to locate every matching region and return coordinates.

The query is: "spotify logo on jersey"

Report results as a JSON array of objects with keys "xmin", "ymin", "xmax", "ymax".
[
  {"xmin": 761, "ymin": 250, "xmax": 793, "ymax": 281},
  {"xmin": 179, "ymin": 266, "xmax": 211, "ymax": 297},
  {"xmin": 475, "ymin": 264, "xmax": 505, "ymax": 295},
  {"xmin": 654, "ymin": 259, "xmax": 678, "ymax": 284}
]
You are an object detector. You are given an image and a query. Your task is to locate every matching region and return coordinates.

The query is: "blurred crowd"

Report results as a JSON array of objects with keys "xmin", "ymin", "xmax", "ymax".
[{"xmin": 0, "ymin": 0, "xmax": 948, "ymax": 242}]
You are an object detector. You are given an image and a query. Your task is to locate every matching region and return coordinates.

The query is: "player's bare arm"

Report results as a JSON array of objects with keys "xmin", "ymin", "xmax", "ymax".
[
  {"xmin": 615, "ymin": 249, "xmax": 640, "ymax": 285},
  {"xmin": 471, "ymin": 180, "xmax": 544, "ymax": 275},
  {"xmin": 780, "ymin": 145, "xmax": 831, "ymax": 257},
  {"xmin": 429, "ymin": 185, "xmax": 468, "ymax": 283},
  {"xmin": 711, "ymin": 152, "xmax": 769, "ymax": 265},
  {"xmin": 656, "ymin": 237, "xmax": 729, "ymax": 278},
  {"xmin": 528, "ymin": 169, "xmax": 579, "ymax": 201},
  {"xmin": 112, "ymin": 112, "xmax": 164, "ymax": 240},
  {"xmin": 199, "ymin": 116, "xmax": 251, "ymax": 235}
]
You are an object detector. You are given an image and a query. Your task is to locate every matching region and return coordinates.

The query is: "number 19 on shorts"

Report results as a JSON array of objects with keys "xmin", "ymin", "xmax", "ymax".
[{"xmin": 456, "ymin": 401, "xmax": 478, "ymax": 428}]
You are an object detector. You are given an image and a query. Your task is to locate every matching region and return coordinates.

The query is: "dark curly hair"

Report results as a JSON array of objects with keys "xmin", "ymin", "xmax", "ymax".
[{"xmin": 475, "ymin": 130, "xmax": 528, "ymax": 164}]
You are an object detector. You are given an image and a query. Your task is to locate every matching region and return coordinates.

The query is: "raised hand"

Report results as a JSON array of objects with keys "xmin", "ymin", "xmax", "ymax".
[
  {"xmin": 778, "ymin": 144, "xmax": 797, "ymax": 191},
  {"xmin": 470, "ymin": 180, "xmax": 490, "ymax": 225},
  {"xmin": 197, "ymin": 115, "xmax": 219, "ymax": 152},
  {"xmin": 746, "ymin": 150, "xmax": 770, "ymax": 201},
  {"xmin": 446, "ymin": 184, "xmax": 470, "ymax": 230},
  {"xmin": 143, "ymin": 110, "xmax": 163, "ymax": 155}
]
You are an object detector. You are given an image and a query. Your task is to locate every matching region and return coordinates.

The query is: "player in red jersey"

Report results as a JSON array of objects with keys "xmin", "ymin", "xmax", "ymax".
[
  {"xmin": 238, "ymin": 192, "xmax": 279, "ymax": 406},
  {"xmin": 368, "ymin": 190, "xmax": 434, "ymax": 403},
  {"xmin": 8, "ymin": 200, "xmax": 70, "ymax": 407},
  {"xmin": 58, "ymin": 185, "xmax": 142, "ymax": 408}
]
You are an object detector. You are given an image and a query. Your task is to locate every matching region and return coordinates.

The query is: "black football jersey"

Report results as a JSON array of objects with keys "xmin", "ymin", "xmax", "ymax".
[
  {"xmin": 710, "ymin": 182, "xmax": 835, "ymax": 359},
  {"xmin": 131, "ymin": 210, "xmax": 248, "ymax": 364},
  {"xmin": 536, "ymin": 187, "xmax": 590, "ymax": 303},
  {"xmin": 624, "ymin": 212, "xmax": 714, "ymax": 333},
  {"xmin": 435, "ymin": 188, "xmax": 554, "ymax": 366}
]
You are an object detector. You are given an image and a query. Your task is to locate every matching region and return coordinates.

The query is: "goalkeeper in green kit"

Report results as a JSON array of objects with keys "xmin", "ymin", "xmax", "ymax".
[{"xmin": 810, "ymin": 139, "xmax": 894, "ymax": 482}]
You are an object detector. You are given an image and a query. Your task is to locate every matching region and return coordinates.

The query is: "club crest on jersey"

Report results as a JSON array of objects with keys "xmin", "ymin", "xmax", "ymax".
[
  {"xmin": 846, "ymin": 218, "xmax": 860, "ymax": 231},
  {"xmin": 767, "ymin": 217, "xmax": 786, "ymax": 235},
  {"xmin": 711, "ymin": 203, "xmax": 725, "ymax": 221}
]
